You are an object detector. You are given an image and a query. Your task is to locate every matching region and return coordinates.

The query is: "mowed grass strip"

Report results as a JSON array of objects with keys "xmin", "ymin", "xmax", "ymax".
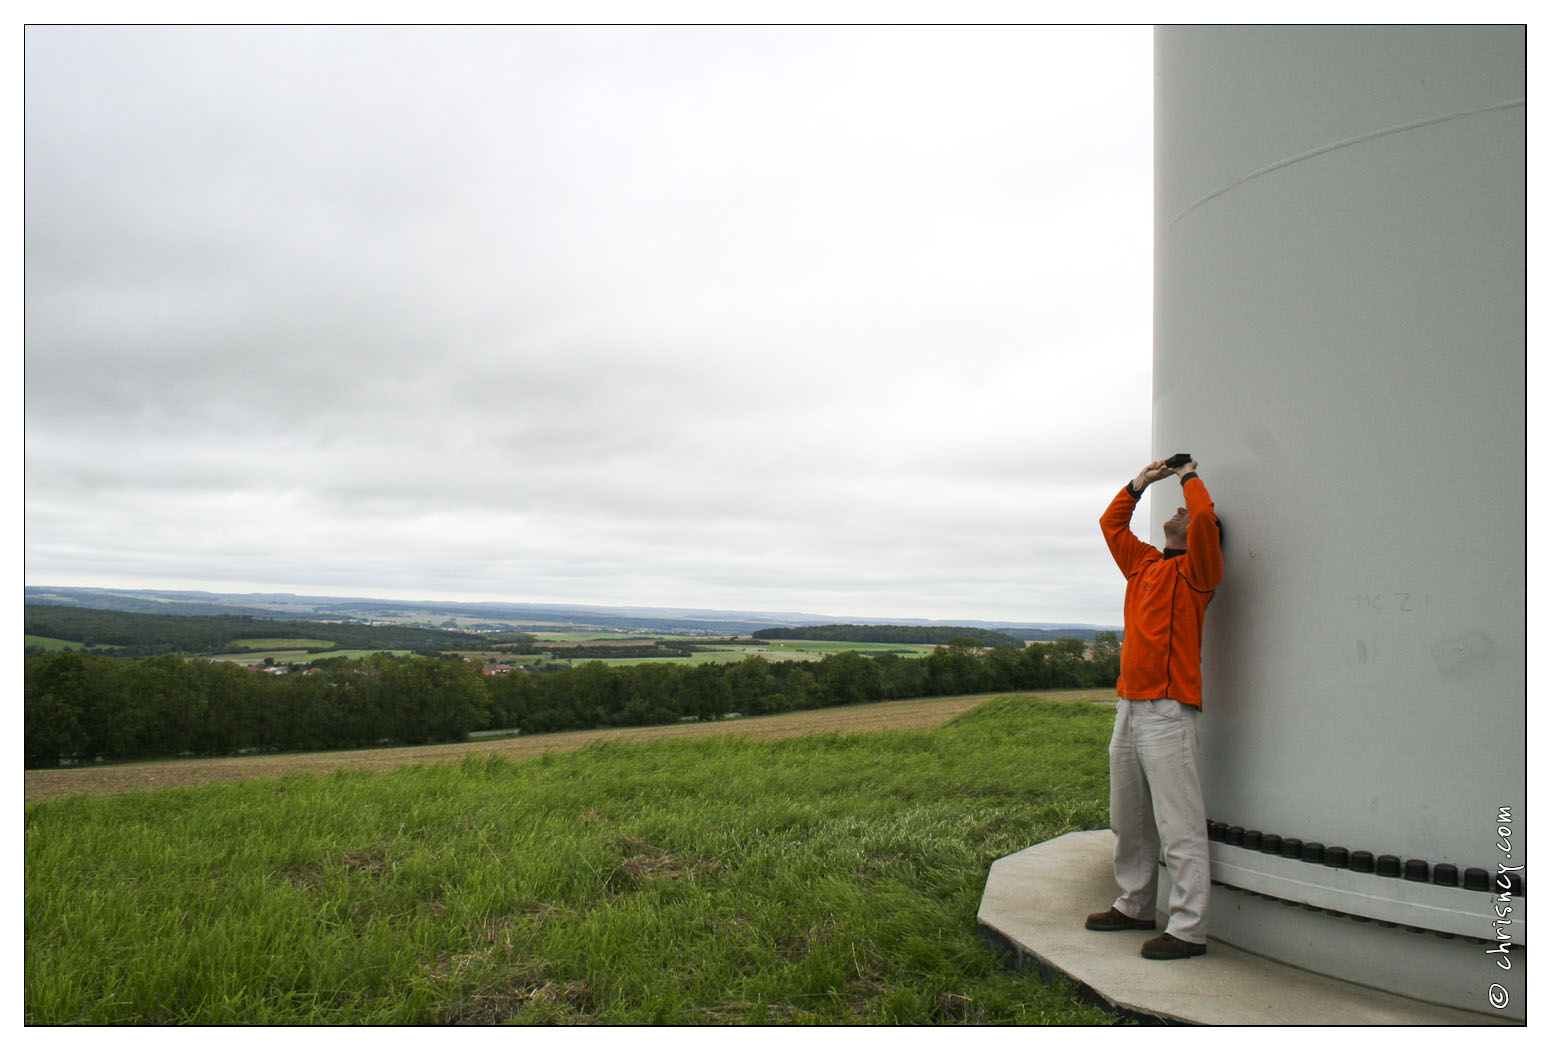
[{"xmin": 25, "ymin": 696, "xmax": 1119, "ymax": 1026}]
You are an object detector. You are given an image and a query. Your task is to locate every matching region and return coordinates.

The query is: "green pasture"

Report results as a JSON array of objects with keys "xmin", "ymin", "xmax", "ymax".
[
  {"xmin": 25, "ymin": 696, "xmax": 1118, "ymax": 1026},
  {"xmin": 25, "ymin": 635, "xmax": 93, "ymax": 652}
]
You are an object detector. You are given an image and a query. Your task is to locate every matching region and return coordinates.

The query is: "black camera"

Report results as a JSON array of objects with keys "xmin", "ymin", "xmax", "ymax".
[{"xmin": 1164, "ymin": 453, "xmax": 1193, "ymax": 470}]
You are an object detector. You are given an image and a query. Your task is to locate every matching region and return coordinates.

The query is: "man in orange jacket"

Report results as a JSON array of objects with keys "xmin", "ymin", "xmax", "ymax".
[{"xmin": 1085, "ymin": 457, "xmax": 1222, "ymax": 960}]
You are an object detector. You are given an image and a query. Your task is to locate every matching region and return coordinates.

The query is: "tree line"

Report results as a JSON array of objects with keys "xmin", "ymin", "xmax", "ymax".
[
  {"xmin": 22, "ymin": 605, "xmax": 515, "ymax": 659},
  {"xmin": 24, "ymin": 635, "xmax": 1121, "ymax": 768},
  {"xmin": 751, "ymin": 624, "xmax": 1022, "ymax": 647}
]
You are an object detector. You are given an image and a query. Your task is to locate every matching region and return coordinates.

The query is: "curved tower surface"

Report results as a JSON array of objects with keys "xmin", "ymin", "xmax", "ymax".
[{"xmin": 1152, "ymin": 26, "xmax": 1524, "ymax": 1016}]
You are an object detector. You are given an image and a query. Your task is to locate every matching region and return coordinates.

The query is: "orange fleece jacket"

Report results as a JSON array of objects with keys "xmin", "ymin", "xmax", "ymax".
[{"xmin": 1100, "ymin": 474, "xmax": 1223, "ymax": 708}]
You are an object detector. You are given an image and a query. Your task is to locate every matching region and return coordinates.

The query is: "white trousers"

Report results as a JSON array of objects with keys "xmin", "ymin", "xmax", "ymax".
[{"xmin": 1108, "ymin": 698, "xmax": 1209, "ymax": 944}]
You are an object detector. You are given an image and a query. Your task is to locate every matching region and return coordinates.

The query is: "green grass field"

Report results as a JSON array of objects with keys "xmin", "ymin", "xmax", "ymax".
[
  {"xmin": 24, "ymin": 696, "xmax": 1118, "ymax": 1025},
  {"xmin": 25, "ymin": 635, "xmax": 93, "ymax": 652}
]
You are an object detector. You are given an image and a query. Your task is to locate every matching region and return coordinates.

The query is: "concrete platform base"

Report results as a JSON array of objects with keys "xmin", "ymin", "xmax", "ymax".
[{"xmin": 977, "ymin": 831, "xmax": 1510, "ymax": 1025}]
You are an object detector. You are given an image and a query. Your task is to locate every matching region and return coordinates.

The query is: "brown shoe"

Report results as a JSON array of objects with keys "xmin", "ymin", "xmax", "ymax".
[
  {"xmin": 1140, "ymin": 932, "xmax": 1207, "ymax": 959},
  {"xmin": 1085, "ymin": 906, "xmax": 1157, "ymax": 932}
]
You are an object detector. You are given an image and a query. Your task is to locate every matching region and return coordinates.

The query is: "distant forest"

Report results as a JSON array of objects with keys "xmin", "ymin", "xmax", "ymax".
[
  {"xmin": 24, "ymin": 637, "xmax": 1122, "ymax": 768},
  {"xmin": 752, "ymin": 624, "xmax": 1023, "ymax": 647},
  {"xmin": 23, "ymin": 605, "xmax": 530, "ymax": 659}
]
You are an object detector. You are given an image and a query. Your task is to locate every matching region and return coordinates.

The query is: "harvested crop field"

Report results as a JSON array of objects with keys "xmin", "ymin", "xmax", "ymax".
[{"xmin": 25, "ymin": 689, "xmax": 1114, "ymax": 803}]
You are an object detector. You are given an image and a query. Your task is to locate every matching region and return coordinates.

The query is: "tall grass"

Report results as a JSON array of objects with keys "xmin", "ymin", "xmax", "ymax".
[{"xmin": 26, "ymin": 695, "xmax": 1118, "ymax": 1025}]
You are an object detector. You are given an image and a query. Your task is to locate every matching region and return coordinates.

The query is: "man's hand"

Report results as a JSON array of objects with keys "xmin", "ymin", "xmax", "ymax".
[
  {"xmin": 1132, "ymin": 460, "xmax": 1172, "ymax": 491},
  {"xmin": 1172, "ymin": 459, "xmax": 1198, "ymax": 478}
]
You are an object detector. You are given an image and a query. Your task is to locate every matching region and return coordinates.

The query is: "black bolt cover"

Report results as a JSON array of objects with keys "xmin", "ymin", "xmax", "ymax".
[
  {"xmin": 1495, "ymin": 871, "xmax": 1525, "ymax": 896},
  {"xmin": 1302, "ymin": 842, "xmax": 1326, "ymax": 864},
  {"xmin": 1376, "ymin": 854, "xmax": 1402, "ymax": 877},
  {"xmin": 1350, "ymin": 851, "xmax": 1375, "ymax": 873},
  {"xmin": 1463, "ymin": 867, "xmax": 1491, "ymax": 892},
  {"xmin": 1281, "ymin": 837, "xmax": 1303, "ymax": 859},
  {"xmin": 1261, "ymin": 834, "xmax": 1284, "ymax": 855},
  {"xmin": 1403, "ymin": 859, "xmax": 1430, "ymax": 882},
  {"xmin": 1432, "ymin": 863, "xmax": 1459, "ymax": 887},
  {"xmin": 1324, "ymin": 846, "xmax": 1350, "ymax": 869},
  {"xmin": 1243, "ymin": 830, "xmax": 1263, "ymax": 850},
  {"xmin": 1226, "ymin": 826, "xmax": 1245, "ymax": 846}
]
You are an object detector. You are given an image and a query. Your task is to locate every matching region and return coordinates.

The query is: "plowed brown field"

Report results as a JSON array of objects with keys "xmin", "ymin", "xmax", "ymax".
[{"xmin": 25, "ymin": 689, "xmax": 1114, "ymax": 803}]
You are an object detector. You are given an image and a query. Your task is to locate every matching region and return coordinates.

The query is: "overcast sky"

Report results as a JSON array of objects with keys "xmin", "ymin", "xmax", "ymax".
[{"xmin": 24, "ymin": 24, "xmax": 1157, "ymax": 625}]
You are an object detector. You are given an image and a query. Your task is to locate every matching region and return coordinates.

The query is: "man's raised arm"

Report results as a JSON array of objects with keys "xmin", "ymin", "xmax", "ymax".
[
  {"xmin": 1102, "ymin": 460, "xmax": 1171, "ymax": 575},
  {"xmin": 1173, "ymin": 459, "xmax": 1223, "ymax": 591}
]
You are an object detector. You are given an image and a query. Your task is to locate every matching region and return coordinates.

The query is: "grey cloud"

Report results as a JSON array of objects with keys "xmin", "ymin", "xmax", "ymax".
[{"xmin": 26, "ymin": 25, "xmax": 1152, "ymax": 624}]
